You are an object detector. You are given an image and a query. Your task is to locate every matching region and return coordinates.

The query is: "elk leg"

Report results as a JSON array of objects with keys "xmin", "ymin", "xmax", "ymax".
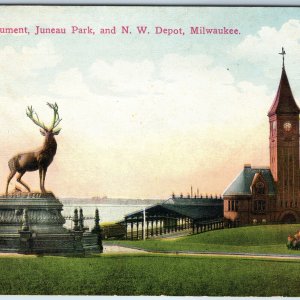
[
  {"xmin": 42, "ymin": 168, "xmax": 48, "ymax": 193},
  {"xmin": 39, "ymin": 168, "xmax": 48, "ymax": 194},
  {"xmin": 39, "ymin": 168, "xmax": 44, "ymax": 193},
  {"xmin": 16, "ymin": 171, "xmax": 30, "ymax": 192},
  {"xmin": 6, "ymin": 170, "xmax": 16, "ymax": 195}
]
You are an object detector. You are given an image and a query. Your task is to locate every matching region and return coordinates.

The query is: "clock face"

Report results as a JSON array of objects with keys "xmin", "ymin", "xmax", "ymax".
[{"xmin": 283, "ymin": 121, "xmax": 292, "ymax": 132}]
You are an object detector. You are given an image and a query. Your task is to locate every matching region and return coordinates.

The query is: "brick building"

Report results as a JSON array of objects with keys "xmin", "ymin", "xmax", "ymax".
[{"xmin": 223, "ymin": 58, "xmax": 300, "ymax": 225}]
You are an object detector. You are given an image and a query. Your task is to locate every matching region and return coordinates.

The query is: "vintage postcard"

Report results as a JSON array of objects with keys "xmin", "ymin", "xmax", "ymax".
[{"xmin": 0, "ymin": 4, "xmax": 300, "ymax": 297}]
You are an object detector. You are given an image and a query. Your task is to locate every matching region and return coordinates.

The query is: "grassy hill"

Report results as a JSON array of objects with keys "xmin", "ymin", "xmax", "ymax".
[
  {"xmin": 107, "ymin": 224, "xmax": 300, "ymax": 255},
  {"xmin": 0, "ymin": 254, "xmax": 300, "ymax": 295},
  {"xmin": 0, "ymin": 224, "xmax": 300, "ymax": 296}
]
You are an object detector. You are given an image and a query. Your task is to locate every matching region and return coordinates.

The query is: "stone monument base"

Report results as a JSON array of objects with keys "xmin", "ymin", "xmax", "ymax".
[{"xmin": 0, "ymin": 192, "xmax": 102, "ymax": 255}]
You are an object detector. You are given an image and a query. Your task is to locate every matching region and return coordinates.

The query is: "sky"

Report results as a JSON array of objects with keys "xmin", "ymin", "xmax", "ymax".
[{"xmin": 1, "ymin": 6, "xmax": 300, "ymax": 199}]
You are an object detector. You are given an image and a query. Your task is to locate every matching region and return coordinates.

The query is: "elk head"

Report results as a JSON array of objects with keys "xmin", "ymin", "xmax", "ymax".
[{"xmin": 26, "ymin": 102, "xmax": 62, "ymax": 137}]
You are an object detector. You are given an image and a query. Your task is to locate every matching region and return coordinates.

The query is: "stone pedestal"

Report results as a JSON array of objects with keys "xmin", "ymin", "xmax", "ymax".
[{"xmin": 0, "ymin": 192, "xmax": 102, "ymax": 255}]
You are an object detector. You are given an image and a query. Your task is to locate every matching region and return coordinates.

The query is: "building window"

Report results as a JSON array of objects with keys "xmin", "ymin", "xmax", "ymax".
[
  {"xmin": 254, "ymin": 200, "xmax": 266, "ymax": 213},
  {"xmin": 228, "ymin": 200, "xmax": 238, "ymax": 212},
  {"xmin": 231, "ymin": 200, "xmax": 234, "ymax": 211},
  {"xmin": 255, "ymin": 182, "xmax": 265, "ymax": 194}
]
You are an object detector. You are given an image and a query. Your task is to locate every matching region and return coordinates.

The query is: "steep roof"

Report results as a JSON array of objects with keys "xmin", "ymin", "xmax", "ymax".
[
  {"xmin": 268, "ymin": 67, "xmax": 300, "ymax": 116},
  {"xmin": 223, "ymin": 165, "xmax": 276, "ymax": 196}
]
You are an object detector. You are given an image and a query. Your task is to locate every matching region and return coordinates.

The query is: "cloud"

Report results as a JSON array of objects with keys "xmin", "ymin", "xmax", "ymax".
[
  {"xmin": 89, "ymin": 59, "xmax": 160, "ymax": 94},
  {"xmin": 39, "ymin": 53, "xmax": 273, "ymax": 197},
  {"xmin": 50, "ymin": 53, "xmax": 271, "ymax": 147},
  {"xmin": 233, "ymin": 19, "xmax": 300, "ymax": 80},
  {"xmin": 53, "ymin": 55, "xmax": 263, "ymax": 147},
  {"xmin": 0, "ymin": 40, "xmax": 61, "ymax": 82},
  {"xmin": 234, "ymin": 19, "xmax": 300, "ymax": 61},
  {"xmin": 49, "ymin": 68, "xmax": 92, "ymax": 98}
]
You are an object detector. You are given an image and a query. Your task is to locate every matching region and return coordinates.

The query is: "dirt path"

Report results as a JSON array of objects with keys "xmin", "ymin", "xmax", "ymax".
[
  {"xmin": 103, "ymin": 244, "xmax": 300, "ymax": 260},
  {"xmin": 1, "ymin": 245, "xmax": 300, "ymax": 260},
  {"xmin": 0, "ymin": 253, "xmax": 36, "ymax": 257},
  {"xmin": 103, "ymin": 245, "xmax": 148, "ymax": 254}
]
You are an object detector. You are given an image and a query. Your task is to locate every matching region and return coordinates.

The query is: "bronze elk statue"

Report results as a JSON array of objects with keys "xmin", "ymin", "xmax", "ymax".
[{"xmin": 6, "ymin": 103, "xmax": 62, "ymax": 195}]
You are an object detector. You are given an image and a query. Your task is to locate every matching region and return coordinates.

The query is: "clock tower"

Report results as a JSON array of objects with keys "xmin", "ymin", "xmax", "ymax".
[
  {"xmin": 268, "ymin": 52, "xmax": 300, "ymax": 217},
  {"xmin": 224, "ymin": 49, "xmax": 300, "ymax": 224}
]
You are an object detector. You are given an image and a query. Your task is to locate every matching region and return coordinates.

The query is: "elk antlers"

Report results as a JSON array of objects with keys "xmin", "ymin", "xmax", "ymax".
[
  {"xmin": 26, "ymin": 106, "xmax": 47, "ymax": 130},
  {"xmin": 47, "ymin": 102, "xmax": 62, "ymax": 131},
  {"xmin": 26, "ymin": 102, "xmax": 62, "ymax": 133}
]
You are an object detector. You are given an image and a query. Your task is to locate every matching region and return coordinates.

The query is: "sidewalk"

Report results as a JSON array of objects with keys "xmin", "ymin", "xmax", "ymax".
[
  {"xmin": 103, "ymin": 244, "xmax": 147, "ymax": 253},
  {"xmin": 103, "ymin": 243, "xmax": 300, "ymax": 260},
  {"xmin": 150, "ymin": 229, "xmax": 192, "ymax": 239}
]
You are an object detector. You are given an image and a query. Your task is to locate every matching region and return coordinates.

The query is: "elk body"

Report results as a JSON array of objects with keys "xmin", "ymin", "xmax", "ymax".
[{"xmin": 6, "ymin": 103, "xmax": 62, "ymax": 194}]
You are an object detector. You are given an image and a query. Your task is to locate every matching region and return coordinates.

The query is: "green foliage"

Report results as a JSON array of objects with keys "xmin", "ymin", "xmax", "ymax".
[
  {"xmin": 0, "ymin": 254, "xmax": 300, "ymax": 295},
  {"xmin": 108, "ymin": 224, "xmax": 300, "ymax": 255}
]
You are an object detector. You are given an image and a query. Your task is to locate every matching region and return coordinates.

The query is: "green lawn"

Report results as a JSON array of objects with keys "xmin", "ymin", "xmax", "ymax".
[
  {"xmin": 106, "ymin": 224, "xmax": 300, "ymax": 255},
  {"xmin": 0, "ymin": 254, "xmax": 300, "ymax": 296},
  {"xmin": 1, "ymin": 224, "xmax": 299, "ymax": 296}
]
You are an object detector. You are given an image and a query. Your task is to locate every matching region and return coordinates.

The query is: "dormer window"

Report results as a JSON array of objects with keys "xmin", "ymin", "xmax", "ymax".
[
  {"xmin": 255, "ymin": 181, "xmax": 265, "ymax": 194},
  {"xmin": 250, "ymin": 173, "xmax": 267, "ymax": 195}
]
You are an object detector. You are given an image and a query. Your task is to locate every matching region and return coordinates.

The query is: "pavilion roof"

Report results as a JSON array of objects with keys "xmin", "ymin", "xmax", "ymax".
[{"xmin": 123, "ymin": 197, "xmax": 223, "ymax": 221}]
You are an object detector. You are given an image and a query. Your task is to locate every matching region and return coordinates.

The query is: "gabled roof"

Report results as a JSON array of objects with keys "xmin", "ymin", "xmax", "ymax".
[
  {"xmin": 162, "ymin": 203, "xmax": 223, "ymax": 220},
  {"xmin": 223, "ymin": 165, "xmax": 276, "ymax": 196},
  {"xmin": 250, "ymin": 172, "xmax": 267, "ymax": 192},
  {"xmin": 124, "ymin": 197, "xmax": 223, "ymax": 221},
  {"xmin": 268, "ymin": 67, "xmax": 300, "ymax": 116}
]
